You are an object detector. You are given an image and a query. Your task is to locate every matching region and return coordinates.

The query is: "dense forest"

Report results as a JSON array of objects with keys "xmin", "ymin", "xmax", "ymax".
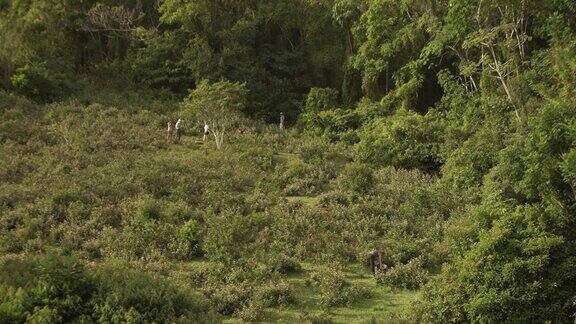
[{"xmin": 1, "ymin": 0, "xmax": 575, "ymax": 322}]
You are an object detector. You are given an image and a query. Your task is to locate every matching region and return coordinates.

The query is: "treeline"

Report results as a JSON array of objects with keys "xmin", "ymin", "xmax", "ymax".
[
  {"xmin": 1, "ymin": 0, "xmax": 576, "ymax": 322},
  {"xmin": 2, "ymin": 1, "xmax": 575, "ymax": 116}
]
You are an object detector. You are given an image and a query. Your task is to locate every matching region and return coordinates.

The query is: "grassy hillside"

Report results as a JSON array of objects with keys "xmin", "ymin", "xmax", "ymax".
[
  {"xmin": 2, "ymin": 0, "xmax": 576, "ymax": 321},
  {"xmin": 0, "ymin": 88, "xmax": 449, "ymax": 322}
]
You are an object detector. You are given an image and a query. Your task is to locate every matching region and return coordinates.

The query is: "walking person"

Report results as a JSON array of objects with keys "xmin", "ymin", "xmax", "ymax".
[
  {"xmin": 279, "ymin": 112, "xmax": 285, "ymax": 130},
  {"xmin": 203, "ymin": 122, "xmax": 209, "ymax": 143},
  {"xmin": 175, "ymin": 118, "xmax": 182, "ymax": 142},
  {"xmin": 166, "ymin": 120, "xmax": 174, "ymax": 143}
]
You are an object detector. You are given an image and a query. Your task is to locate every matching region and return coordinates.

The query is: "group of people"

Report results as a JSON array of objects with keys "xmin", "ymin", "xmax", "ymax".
[
  {"xmin": 166, "ymin": 112, "xmax": 286, "ymax": 144},
  {"xmin": 166, "ymin": 119, "xmax": 210, "ymax": 144},
  {"xmin": 166, "ymin": 118, "xmax": 182, "ymax": 143}
]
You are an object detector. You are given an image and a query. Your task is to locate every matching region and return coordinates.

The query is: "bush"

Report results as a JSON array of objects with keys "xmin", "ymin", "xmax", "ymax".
[
  {"xmin": 0, "ymin": 253, "xmax": 94, "ymax": 323},
  {"xmin": 376, "ymin": 257, "xmax": 429, "ymax": 290},
  {"xmin": 413, "ymin": 264, "xmax": 468, "ymax": 323},
  {"xmin": 176, "ymin": 219, "xmax": 203, "ymax": 259},
  {"xmin": 312, "ymin": 269, "xmax": 372, "ymax": 307},
  {"xmin": 417, "ymin": 204, "xmax": 576, "ymax": 322},
  {"xmin": 236, "ymin": 300, "xmax": 264, "ymax": 322},
  {"xmin": 92, "ymin": 261, "xmax": 212, "ymax": 323},
  {"xmin": 303, "ymin": 88, "xmax": 360, "ymax": 142},
  {"xmin": 356, "ymin": 109, "xmax": 443, "ymax": 171},
  {"xmin": 306, "ymin": 108, "xmax": 360, "ymax": 142},
  {"xmin": 10, "ymin": 64, "xmax": 72, "ymax": 103},
  {"xmin": 279, "ymin": 161, "xmax": 334, "ymax": 196},
  {"xmin": 268, "ymin": 254, "xmax": 302, "ymax": 274},
  {"xmin": 204, "ymin": 283, "xmax": 250, "ymax": 316},
  {"xmin": 135, "ymin": 195, "xmax": 162, "ymax": 221},
  {"xmin": 317, "ymin": 191, "xmax": 352, "ymax": 207},
  {"xmin": 255, "ymin": 281, "xmax": 295, "ymax": 307},
  {"xmin": 337, "ymin": 162, "xmax": 374, "ymax": 194},
  {"xmin": 203, "ymin": 209, "xmax": 268, "ymax": 262},
  {"xmin": 298, "ymin": 137, "xmax": 333, "ymax": 162},
  {"xmin": 305, "ymin": 88, "xmax": 339, "ymax": 114}
]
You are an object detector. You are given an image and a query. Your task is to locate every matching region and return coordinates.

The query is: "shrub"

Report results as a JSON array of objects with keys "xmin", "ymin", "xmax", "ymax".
[
  {"xmin": 300, "ymin": 313, "xmax": 334, "ymax": 324},
  {"xmin": 299, "ymin": 137, "xmax": 333, "ymax": 162},
  {"xmin": 10, "ymin": 64, "xmax": 72, "ymax": 103},
  {"xmin": 203, "ymin": 281, "xmax": 252, "ymax": 316},
  {"xmin": 135, "ymin": 195, "xmax": 162, "ymax": 221},
  {"xmin": 356, "ymin": 109, "xmax": 443, "ymax": 171},
  {"xmin": 337, "ymin": 162, "xmax": 374, "ymax": 194},
  {"xmin": 313, "ymin": 269, "xmax": 372, "ymax": 307},
  {"xmin": 441, "ymin": 123, "xmax": 507, "ymax": 191},
  {"xmin": 356, "ymin": 97, "xmax": 395, "ymax": 120},
  {"xmin": 0, "ymin": 253, "xmax": 94, "ymax": 323},
  {"xmin": 237, "ymin": 300, "xmax": 264, "ymax": 322},
  {"xmin": 306, "ymin": 108, "xmax": 360, "ymax": 142},
  {"xmin": 268, "ymin": 254, "xmax": 302, "ymax": 274},
  {"xmin": 317, "ymin": 191, "xmax": 352, "ymax": 207},
  {"xmin": 413, "ymin": 264, "xmax": 468, "ymax": 323},
  {"xmin": 91, "ymin": 261, "xmax": 212, "ymax": 323},
  {"xmin": 203, "ymin": 209, "xmax": 268, "ymax": 262},
  {"xmin": 176, "ymin": 219, "xmax": 203, "ymax": 259},
  {"xmin": 255, "ymin": 281, "xmax": 295, "ymax": 307},
  {"xmin": 376, "ymin": 257, "xmax": 429, "ymax": 290},
  {"xmin": 279, "ymin": 161, "xmax": 334, "ymax": 196},
  {"xmin": 417, "ymin": 204, "xmax": 576, "ymax": 322},
  {"xmin": 305, "ymin": 88, "xmax": 339, "ymax": 114}
]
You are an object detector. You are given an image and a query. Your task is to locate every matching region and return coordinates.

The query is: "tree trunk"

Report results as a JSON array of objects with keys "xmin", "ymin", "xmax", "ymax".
[{"xmin": 213, "ymin": 130, "xmax": 224, "ymax": 149}]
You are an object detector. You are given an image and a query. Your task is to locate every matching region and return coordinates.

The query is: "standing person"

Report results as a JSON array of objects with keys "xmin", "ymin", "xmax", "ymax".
[
  {"xmin": 166, "ymin": 120, "xmax": 174, "ymax": 143},
  {"xmin": 203, "ymin": 122, "xmax": 209, "ymax": 143},
  {"xmin": 279, "ymin": 112, "xmax": 285, "ymax": 130},
  {"xmin": 175, "ymin": 118, "xmax": 182, "ymax": 142}
]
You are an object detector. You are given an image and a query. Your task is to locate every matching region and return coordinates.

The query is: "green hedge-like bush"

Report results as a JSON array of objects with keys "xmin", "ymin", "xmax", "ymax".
[
  {"xmin": 337, "ymin": 162, "xmax": 374, "ymax": 194},
  {"xmin": 376, "ymin": 257, "xmax": 429, "ymax": 290},
  {"xmin": 0, "ymin": 254, "xmax": 214, "ymax": 323},
  {"xmin": 10, "ymin": 65, "xmax": 72, "ymax": 103},
  {"xmin": 305, "ymin": 88, "xmax": 339, "ymax": 114},
  {"xmin": 255, "ymin": 281, "xmax": 295, "ymax": 307},
  {"xmin": 356, "ymin": 109, "xmax": 443, "ymax": 171},
  {"xmin": 311, "ymin": 269, "xmax": 372, "ymax": 308}
]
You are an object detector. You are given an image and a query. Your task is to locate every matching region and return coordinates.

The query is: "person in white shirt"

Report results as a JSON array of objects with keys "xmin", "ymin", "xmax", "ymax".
[
  {"xmin": 166, "ymin": 120, "xmax": 174, "ymax": 143},
  {"xmin": 175, "ymin": 118, "xmax": 182, "ymax": 142},
  {"xmin": 279, "ymin": 112, "xmax": 285, "ymax": 130},
  {"xmin": 203, "ymin": 122, "xmax": 209, "ymax": 143}
]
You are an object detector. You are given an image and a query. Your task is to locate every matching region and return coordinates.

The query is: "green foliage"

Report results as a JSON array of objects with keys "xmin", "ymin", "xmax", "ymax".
[
  {"xmin": 1, "ymin": 0, "xmax": 576, "ymax": 321},
  {"xmin": 127, "ymin": 31, "xmax": 195, "ymax": 93},
  {"xmin": 376, "ymin": 257, "xmax": 429, "ymax": 290},
  {"xmin": 307, "ymin": 108, "xmax": 361, "ymax": 143},
  {"xmin": 255, "ymin": 281, "xmax": 295, "ymax": 307},
  {"xmin": 156, "ymin": 0, "xmax": 346, "ymax": 120},
  {"xmin": 305, "ymin": 88, "xmax": 340, "ymax": 114},
  {"xmin": 181, "ymin": 79, "xmax": 247, "ymax": 149},
  {"xmin": 92, "ymin": 261, "xmax": 212, "ymax": 323},
  {"xmin": 10, "ymin": 65, "xmax": 71, "ymax": 103},
  {"xmin": 303, "ymin": 88, "xmax": 360, "ymax": 142},
  {"xmin": 0, "ymin": 253, "xmax": 93, "ymax": 323},
  {"xmin": 177, "ymin": 219, "xmax": 203, "ymax": 259},
  {"xmin": 0, "ymin": 253, "xmax": 215, "ymax": 323},
  {"xmin": 279, "ymin": 160, "xmax": 335, "ymax": 196},
  {"xmin": 417, "ymin": 97, "xmax": 576, "ymax": 322},
  {"xmin": 268, "ymin": 254, "xmax": 302, "ymax": 275},
  {"xmin": 181, "ymin": 79, "xmax": 247, "ymax": 121},
  {"xmin": 337, "ymin": 162, "xmax": 374, "ymax": 194},
  {"xmin": 311, "ymin": 269, "xmax": 372, "ymax": 308},
  {"xmin": 356, "ymin": 109, "xmax": 443, "ymax": 171},
  {"xmin": 203, "ymin": 210, "xmax": 268, "ymax": 262}
]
